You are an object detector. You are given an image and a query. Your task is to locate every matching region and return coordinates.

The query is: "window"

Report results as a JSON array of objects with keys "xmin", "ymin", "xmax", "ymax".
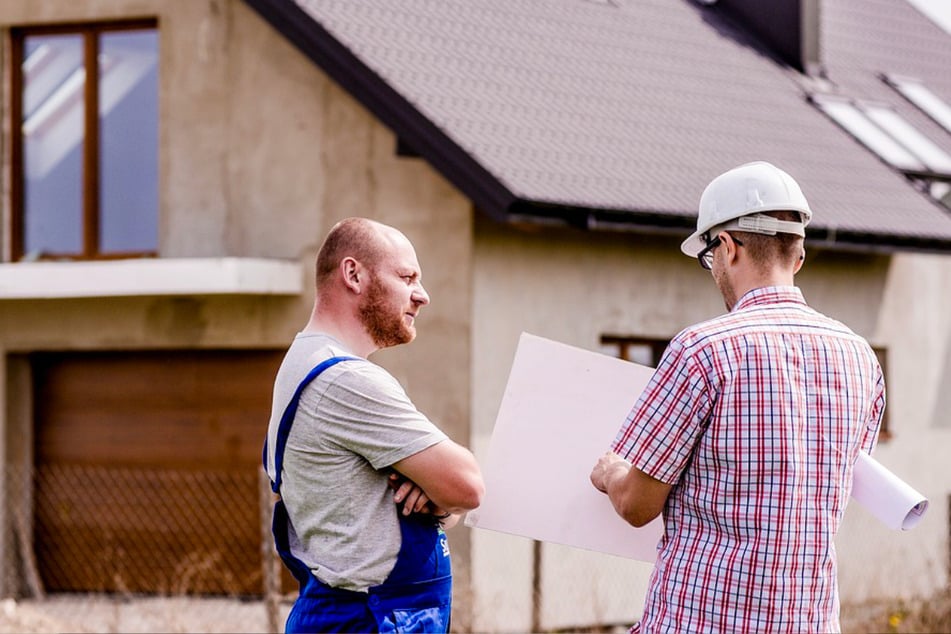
[
  {"xmin": 11, "ymin": 21, "xmax": 159, "ymax": 261},
  {"xmin": 882, "ymin": 73, "xmax": 951, "ymax": 136},
  {"xmin": 811, "ymin": 94, "xmax": 948, "ymax": 173},
  {"xmin": 600, "ymin": 335, "xmax": 670, "ymax": 368},
  {"xmin": 872, "ymin": 346, "xmax": 892, "ymax": 442},
  {"xmin": 861, "ymin": 103, "xmax": 951, "ymax": 174},
  {"xmin": 810, "ymin": 93, "xmax": 951, "ymax": 210}
]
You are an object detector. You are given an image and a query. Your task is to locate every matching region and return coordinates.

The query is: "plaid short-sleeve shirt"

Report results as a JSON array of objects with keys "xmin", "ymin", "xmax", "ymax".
[{"xmin": 613, "ymin": 286, "xmax": 885, "ymax": 634}]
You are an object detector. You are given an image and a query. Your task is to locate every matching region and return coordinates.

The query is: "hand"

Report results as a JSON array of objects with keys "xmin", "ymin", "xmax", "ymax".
[
  {"xmin": 590, "ymin": 451, "xmax": 630, "ymax": 493},
  {"xmin": 430, "ymin": 506, "xmax": 460, "ymax": 529},
  {"xmin": 388, "ymin": 472, "xmax": 462, "ymax": 527},
  {"xmin": 389, "ymin": 472, "xmax": 432, "ymax": 516}
]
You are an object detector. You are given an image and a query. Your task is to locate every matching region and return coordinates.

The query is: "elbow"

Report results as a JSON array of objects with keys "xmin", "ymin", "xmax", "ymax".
[
  {"xmin": 615, "ymin": 495, "xmax": 660, "ymax": 528},
  {"xmin": 438, "ymin": 475, "xmax": 485, "ymax": 513},
  {"xmin": 455, "ymin": 477, "xmax": 486, "ymax": 512},
  {"xmin": 623, "ymin": 510, "xmax": 658, "ymax": 528},
  {"xmin": 606, "ymin": 467, "xmax": 669, "ymax": 528}
]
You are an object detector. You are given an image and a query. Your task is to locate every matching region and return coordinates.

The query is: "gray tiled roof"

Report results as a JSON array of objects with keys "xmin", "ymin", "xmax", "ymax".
[{"xmin": 244, "ymin": 0, "xmax": 951, "ymax": 251}]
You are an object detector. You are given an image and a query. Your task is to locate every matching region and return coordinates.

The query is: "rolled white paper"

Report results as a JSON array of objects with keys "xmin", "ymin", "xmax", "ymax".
[{"xmin": 851, "ymin": 452, "xmax": 929, "ymax": 531}]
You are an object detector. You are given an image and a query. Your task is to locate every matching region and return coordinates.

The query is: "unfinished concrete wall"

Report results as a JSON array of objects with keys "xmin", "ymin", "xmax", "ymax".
[{"xmin": 0, "ymin": 0, "xmax": 476, "ymax": 615}]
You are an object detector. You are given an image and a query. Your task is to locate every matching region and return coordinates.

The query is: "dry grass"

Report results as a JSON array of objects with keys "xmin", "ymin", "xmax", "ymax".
[
  {"xmin": 842, "ymin": 588, "xmax": 951, "ymax": 634},
  {"xmin": 2, "ymin": 590, "xmax": 950, "ymax": 634}
]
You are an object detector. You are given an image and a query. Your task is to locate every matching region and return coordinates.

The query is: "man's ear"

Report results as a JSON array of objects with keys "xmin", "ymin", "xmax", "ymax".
[
  {"xmin": 341, "ymin": 257, "xmax": 362, "ymax": 292},
  {"xmin": 722, "ymin": 232, "xmax": 740, "ymax": 263}
]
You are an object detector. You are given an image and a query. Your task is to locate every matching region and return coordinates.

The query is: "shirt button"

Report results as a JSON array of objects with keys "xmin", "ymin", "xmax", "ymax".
[{"xmin": 369, "ymin": 595, "xmax": 380, "ymax": 606}]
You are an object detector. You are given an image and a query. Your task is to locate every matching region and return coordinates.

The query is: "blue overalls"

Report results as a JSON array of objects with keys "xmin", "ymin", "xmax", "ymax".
[{"xmin": 264, "ymin": 356, "xmax": 453, "ymax": 633}]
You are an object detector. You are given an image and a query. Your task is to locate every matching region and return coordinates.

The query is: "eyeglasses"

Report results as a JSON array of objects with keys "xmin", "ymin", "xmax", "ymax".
[{"xmin": 697, "ymin": 234, "xmax": 744, "ymax": 270}]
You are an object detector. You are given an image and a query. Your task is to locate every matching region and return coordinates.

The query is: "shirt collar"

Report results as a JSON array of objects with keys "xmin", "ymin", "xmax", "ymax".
[{"xmin": 732, "ymin": 286, "xmax": 806, "ymax": 312}]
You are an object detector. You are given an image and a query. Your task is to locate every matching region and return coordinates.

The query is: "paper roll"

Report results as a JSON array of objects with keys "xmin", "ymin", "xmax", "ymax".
[{"xmin": 851, "ymin": 452, "xmax": 929, "ymax": 531}]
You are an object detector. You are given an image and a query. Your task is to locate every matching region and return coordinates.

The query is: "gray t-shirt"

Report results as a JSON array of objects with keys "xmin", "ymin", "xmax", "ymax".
[{"xmin": 265, "ymin": 333, "xmax": 448, "ymax": 591}]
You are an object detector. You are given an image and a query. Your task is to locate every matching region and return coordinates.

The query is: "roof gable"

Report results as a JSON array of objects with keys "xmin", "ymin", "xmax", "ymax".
[{"xmin": 244, "ymin": 0, "xmax": 951, "ymax": 252}]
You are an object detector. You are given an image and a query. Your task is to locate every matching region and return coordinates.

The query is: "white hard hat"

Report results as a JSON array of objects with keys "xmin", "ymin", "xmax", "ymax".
[{"xmin": 681, "ymin": 161, "xmax": 813, "ymax": 257}]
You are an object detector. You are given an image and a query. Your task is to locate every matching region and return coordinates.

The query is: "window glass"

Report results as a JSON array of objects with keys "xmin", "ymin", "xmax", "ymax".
[
  {"xmin": 600, "ymin": 336, "xmax": 669, "ymax": 368},
  {"xmin": 884, "ymin": 75, "xmax": 951, "ymax": 136},
  {"xmin": 21, "ymin": 34, "xmax": 85, "ymax": 257},
  {"xmin": 861, "ymin": 103, "xmax": 951, "ymax": 174},
  {"xmin": 99, "ymin": 30, "xmax": 159, "ymax": 253},
  {"xmin": 812, "ymin": 97, "xmax": 925, "ymax": 172},
  {"xmin": 931, "ymin": 182, "xmax": 951, "ymax": 208}
]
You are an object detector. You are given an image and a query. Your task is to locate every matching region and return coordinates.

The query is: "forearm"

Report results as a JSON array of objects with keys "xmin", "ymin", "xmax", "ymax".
[
  {"xmin": 591, "ymin": 451, "xmax": 670, "ymax": 528},
  {"xmin": 603, "ymin": 460, "xmax": 632, "ymax": 500},
  {"xmin": 603, "ymin": 461, "xmax": 639, "ymax": 521},
  {"xmin": 394, "ymin": 440, "xmax": 485, "ymax": 513}
]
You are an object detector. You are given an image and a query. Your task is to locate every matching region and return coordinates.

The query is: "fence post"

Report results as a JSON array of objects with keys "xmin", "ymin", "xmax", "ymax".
[
  {"xmin": 259, "ymin": 470, "xmax": 281, "ymax": 633},
  {"xmin": 532, "ymin": 540, "xmax": 542, "ymax": 633}
]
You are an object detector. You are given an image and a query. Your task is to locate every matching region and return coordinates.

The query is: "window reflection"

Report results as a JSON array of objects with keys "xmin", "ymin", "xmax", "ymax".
[
  {"xmin": 22, "ymin": 34, "xmax": 85, "ymax": 256},
  {"xmin": 18, "ymin": 25, "xmax": 158, "ymax": 260},
  {"xmin": 100, "ymin": 30, "xmax": 159, "ymax": 253}
]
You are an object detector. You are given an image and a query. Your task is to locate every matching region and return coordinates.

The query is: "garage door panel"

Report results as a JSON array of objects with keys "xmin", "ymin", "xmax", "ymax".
[
  {"xmin": 35, "ymin": 351, "xmax": 280, "ymax": 467},
  {"xmin": 32, "ymin": 349, "xmax": 283, "ymax": 596}
]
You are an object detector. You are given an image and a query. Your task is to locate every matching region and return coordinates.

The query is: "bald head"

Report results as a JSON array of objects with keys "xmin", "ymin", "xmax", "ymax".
[
  {"xmin": 315, "ymin": 217, "xmax": 396, "ymax": 287},
  {"xmin": 308, "ymin": 217, "xmax": 429, "ymax": 353}
]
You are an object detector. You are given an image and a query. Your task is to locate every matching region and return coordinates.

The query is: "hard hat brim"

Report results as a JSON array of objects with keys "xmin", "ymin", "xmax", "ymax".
[{"xmin": 681, "ymin": 230, "xmax": 708, "ymax": 258}]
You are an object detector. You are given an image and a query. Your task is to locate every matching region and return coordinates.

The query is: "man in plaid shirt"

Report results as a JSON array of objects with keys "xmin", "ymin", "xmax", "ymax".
[{"xmin": 591, "ymin": 162, "xmax": 886, "ymax": 633}]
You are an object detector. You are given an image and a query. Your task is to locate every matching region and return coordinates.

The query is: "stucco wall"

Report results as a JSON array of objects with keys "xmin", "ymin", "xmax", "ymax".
[
  {"xmin": 0, "ymin": 0, "xmax": 476, "ymax": 614},
  {"xmin": 837, "ymin": 253, "xmax": 951, "ymax": 602},
  {"xmin": 0, "ymin": 0, "xmax": 474, "ymax": 451}
]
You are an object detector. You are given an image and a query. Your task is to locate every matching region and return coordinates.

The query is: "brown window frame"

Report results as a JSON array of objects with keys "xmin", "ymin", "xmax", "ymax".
[
  {"xmin": 600, "ymin": 335, "xmax": 670, "ymax": 368},
  {"xmin": 10, "ymin": 18, "xmax": 158, "ymax": 262},
  {"xmin": 872, "ymin": 346, "xmax": 891, "ymax": 442}
]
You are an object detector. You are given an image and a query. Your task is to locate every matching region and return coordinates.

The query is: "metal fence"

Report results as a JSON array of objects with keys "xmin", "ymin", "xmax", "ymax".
[{"xmin": 2, "ymin": 464, "xmax": 287, "ymax": 633}]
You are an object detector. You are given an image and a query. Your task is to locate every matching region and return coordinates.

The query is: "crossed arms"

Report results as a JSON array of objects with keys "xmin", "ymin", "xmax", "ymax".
[{"xmin": 390, "ymin": 438, "xmax": 485, "ymax": 528}]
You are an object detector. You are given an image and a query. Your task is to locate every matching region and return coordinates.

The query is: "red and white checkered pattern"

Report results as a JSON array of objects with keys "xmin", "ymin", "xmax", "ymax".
[{"xmin": 613, "ymin": 286, "xmax": 885, "ymax": 634}]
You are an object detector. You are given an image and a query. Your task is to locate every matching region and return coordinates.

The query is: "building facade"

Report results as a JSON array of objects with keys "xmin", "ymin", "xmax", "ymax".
[{"xmin": 1, "ymin": 1, "xmax": 949, "ymax": 631}]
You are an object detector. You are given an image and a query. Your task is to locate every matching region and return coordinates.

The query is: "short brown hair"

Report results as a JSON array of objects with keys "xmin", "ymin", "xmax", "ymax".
[{"xmin": 732, "ymin": 210, "xmax": 804, "ymax": 271}]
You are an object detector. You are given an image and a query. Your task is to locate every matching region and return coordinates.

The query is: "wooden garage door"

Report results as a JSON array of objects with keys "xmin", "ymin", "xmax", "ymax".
[{"xmin": 32, "ymin": 349, "xmax": 283, "ymax": 596}]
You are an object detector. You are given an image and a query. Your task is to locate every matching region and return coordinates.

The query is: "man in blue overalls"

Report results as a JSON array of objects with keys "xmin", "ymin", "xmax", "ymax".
[{"xmin": 264, "ymin": 217, "xmax": 485, "ymax": 633}]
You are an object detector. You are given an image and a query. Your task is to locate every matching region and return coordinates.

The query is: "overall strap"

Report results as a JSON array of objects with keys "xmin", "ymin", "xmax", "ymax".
[{"xmin": 264, "ymin": 355, "xmax": 358, "ymax": 493}]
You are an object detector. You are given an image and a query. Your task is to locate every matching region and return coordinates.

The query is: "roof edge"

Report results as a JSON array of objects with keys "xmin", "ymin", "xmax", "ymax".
[
  {"xmin": 509, "ymin": 200, "xmax": 951, "ymax": 254},
  {"xmin": 242, "ymin": 0, "xmax": 517, "ymax": 219}
]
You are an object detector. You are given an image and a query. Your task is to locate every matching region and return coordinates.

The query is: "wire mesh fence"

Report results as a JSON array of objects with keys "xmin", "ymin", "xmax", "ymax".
[
  {"xmin": 35, "ymin": 464, "xmax": 259, "ymax": 594},
  {"xmin": 2, "ymin": 463, "xmax": 288, "ymax": 633}
]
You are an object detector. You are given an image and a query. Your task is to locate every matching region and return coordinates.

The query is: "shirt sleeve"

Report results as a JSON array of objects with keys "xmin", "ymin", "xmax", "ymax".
[
  {"xmin": 611, "ymin": 336, "xmax": 714, "ymax": 485},
  {"xmin": 310, "ymin": 362, "xmax": 448, "ymax": 470},
  {"xmin": 862, "ymin": 362, "xmax": 886, "ymax": 454}
]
